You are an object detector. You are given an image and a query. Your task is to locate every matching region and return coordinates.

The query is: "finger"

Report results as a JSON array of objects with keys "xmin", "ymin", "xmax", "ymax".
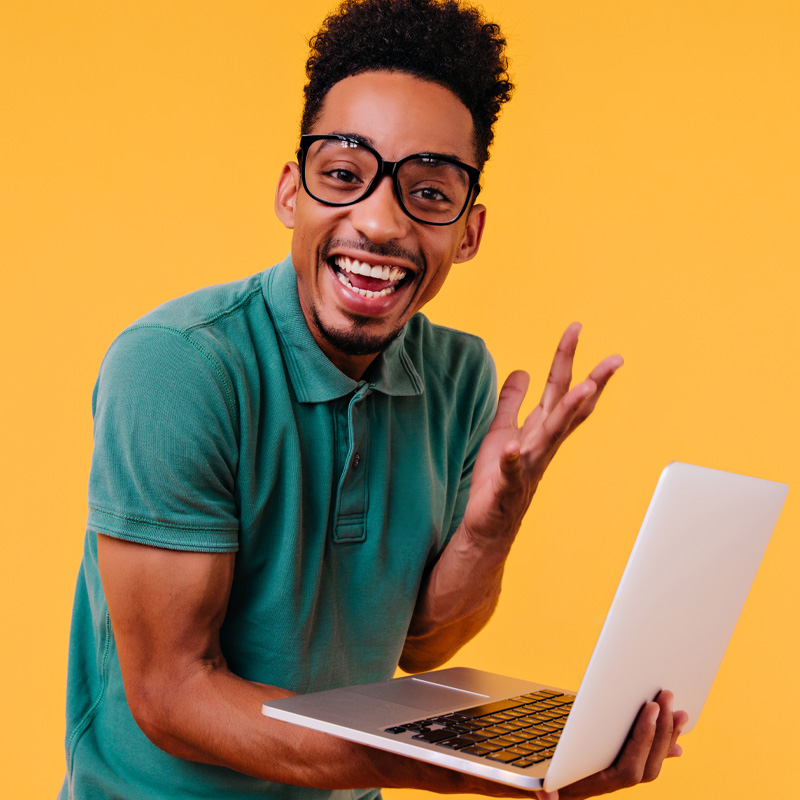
[
  {"xmin": 566, "ymin": 354, "xmax": 624, "ymax": 432},
  {"xmin": 521, "ymin": 379, "xmax": 596, "ymax": 462},
  {"xmin": 490, "ymin": 370, "xmax": 531, "ymax": 432},
  {"xmin": 611, "ymin": 701, "xmax": 660, "ymax": 789},
  {"xmin": 641, "ymin": 691, "xmax": 676, "ymax": 782},
  {"xmin": 666, "ymin": 709, "xmax": 689, "ymax": 758},
  {"xmin": 539, "ymin": 322, "xmax": 581, "ymax": 413}
]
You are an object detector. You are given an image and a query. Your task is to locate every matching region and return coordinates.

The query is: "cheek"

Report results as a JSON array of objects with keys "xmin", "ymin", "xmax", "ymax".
[
  {"xmin": 418, "ymin": 233, "xmax": 463, "ymax": 294},
  {"xmin": 417, "ymin": 262, "xmax": 454, "ymax": 307}
]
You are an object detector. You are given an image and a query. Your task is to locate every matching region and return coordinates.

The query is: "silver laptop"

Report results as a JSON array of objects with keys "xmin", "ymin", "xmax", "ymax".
[{"xmin": 262, "ymin": 462, "xmax": 788, "ymax": 791}]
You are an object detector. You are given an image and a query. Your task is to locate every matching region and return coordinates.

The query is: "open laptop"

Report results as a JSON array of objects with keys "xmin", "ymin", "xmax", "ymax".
[{"xmin": 262, "ymin": 462, "xmax": 788, "ymax": 791}]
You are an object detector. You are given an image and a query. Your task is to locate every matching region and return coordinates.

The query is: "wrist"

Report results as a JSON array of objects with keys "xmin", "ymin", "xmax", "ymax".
[{"xmin": 455, "ymin": 516, "xmax": 519, "ymax": 565}]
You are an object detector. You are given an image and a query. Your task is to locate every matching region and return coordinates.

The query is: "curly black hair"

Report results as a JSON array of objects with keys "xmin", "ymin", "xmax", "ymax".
[{"xmin": 301, "ymin": 0, "xmax": 513, "ymax": 168}]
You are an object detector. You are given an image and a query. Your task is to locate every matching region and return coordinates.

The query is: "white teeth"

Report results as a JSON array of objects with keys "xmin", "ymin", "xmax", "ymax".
[{"xmin": 334, "ymin": 256, "xmax": 407, "ymax": 284}]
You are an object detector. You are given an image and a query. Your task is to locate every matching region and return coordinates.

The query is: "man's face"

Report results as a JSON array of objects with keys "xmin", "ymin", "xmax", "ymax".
[{"xmin": 275, "ymin": 70, "xmax": 486, "ymax": 378}]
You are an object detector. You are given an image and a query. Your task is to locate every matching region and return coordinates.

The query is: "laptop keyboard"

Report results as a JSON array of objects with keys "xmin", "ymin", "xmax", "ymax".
[{"xmin": 384, "ymin": 690, "xmax": 574, "ymax": 769}]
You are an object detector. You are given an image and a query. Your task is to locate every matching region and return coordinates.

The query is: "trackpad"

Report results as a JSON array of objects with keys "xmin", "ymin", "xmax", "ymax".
[{"xmin": 350, "ymin": 678, "xmax": 484, "ymax": 711}]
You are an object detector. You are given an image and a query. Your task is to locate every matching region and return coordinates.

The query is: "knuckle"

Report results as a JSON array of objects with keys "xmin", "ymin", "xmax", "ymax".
[
  {"xmin": 642, "ymin": 763, "xmax": 662, "ymax": 783},
  {"xmin": 619, "ymin": 764, "xmax": 645, "ymax": 789}
]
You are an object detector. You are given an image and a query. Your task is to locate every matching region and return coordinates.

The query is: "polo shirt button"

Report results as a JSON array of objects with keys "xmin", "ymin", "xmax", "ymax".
[{"xmin": 352, "ymin": 453, "xmax": 361, "ymax": 469}]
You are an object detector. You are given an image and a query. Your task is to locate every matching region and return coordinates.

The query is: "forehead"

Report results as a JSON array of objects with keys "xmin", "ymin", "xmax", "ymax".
[{"xmin": 309, "ymin": 71, "xmax": 478, "ymax": 166}]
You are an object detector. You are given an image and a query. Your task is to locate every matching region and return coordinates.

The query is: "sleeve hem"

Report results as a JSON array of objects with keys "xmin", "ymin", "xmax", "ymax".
[{"xmin": 88, "ymin": 507, "xmax": 239, "ymax": 553}]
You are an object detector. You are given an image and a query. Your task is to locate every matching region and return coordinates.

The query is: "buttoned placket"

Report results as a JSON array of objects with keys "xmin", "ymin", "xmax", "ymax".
[{"xmin": 331, "ymin": 381, "xmax": 374, "ymax": 543}]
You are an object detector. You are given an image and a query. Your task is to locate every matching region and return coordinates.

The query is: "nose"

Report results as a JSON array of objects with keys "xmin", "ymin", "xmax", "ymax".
[{"xmin": 346, "ymin": 175, "xmax": 411, "ymax": 244}]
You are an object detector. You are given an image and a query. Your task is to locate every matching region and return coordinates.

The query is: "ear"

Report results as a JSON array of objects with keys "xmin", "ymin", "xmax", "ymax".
[
  {"xmin": 453, "ymin": 203, "xmax": 486, "ymax": 263},
  {"xmin": 274, "ymin": 162, "xmax": 301, "ymax": 229}
]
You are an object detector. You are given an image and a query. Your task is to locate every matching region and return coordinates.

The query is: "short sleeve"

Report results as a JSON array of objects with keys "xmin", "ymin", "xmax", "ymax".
[
  {"xmin": 87, "ymin": 325, "xmax": 240, "ymax": 552},
  {"xmin": 446, "ymin": 344, "xmax": 498, "ymax": 537}
]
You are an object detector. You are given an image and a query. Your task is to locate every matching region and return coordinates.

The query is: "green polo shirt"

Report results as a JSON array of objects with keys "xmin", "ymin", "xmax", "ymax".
[{"xmin": 61, "ymin": 256, "xmax": 497, "ymax": 799}]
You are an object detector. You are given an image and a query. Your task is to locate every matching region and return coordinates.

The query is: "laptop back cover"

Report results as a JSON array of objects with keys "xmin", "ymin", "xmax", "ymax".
[{"xmin": 545, "ymin": 462, "xmax": 788, "ymax": 790}]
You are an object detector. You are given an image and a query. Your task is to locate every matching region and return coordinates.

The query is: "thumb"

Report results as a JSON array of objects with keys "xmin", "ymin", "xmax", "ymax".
[
  {"xmin": 490, "ymin": 370, "xmax": 530, "ymax": 431},
  {"xmin": 496, "ymin": 441, "xmax": 524, "ymax": 494}
]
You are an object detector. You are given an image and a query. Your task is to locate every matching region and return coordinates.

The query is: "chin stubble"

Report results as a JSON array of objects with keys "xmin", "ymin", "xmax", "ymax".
[{"xmin": 309, "ymin": 303, "xmax": 404, "ymax": 357}]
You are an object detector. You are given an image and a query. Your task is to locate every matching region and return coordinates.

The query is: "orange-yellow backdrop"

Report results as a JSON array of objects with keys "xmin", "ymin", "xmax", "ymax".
[{"xmin": 2, "ymin": 1, "xmax": 798, "ymax": 797}]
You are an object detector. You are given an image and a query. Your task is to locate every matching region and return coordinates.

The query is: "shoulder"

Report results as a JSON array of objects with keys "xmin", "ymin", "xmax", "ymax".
[
  {"xmin": 94, "ymin": 271, "xmax": 271, "ymax": 419},
  {"xmin": 127, "ymin": 271, "xmax": 265, "ymax": 336},
  {"xmin": 403, "ymin": 312, "xmax": 495, "ymax": 387}
]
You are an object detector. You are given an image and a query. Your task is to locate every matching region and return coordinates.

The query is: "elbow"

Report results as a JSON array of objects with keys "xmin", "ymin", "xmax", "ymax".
[
  {"xmin": 124, "ymin": 674, "xmax": 187, "ymax": 756},
  {"xmin": 398, "ymin": 641, "xmax": 451, "ymax": 675}
]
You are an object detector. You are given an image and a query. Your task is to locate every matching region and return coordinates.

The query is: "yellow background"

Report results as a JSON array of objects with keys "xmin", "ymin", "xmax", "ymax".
[{"xmin": 2, "ymin": 1, "xmax": 798, "ymax": 797}]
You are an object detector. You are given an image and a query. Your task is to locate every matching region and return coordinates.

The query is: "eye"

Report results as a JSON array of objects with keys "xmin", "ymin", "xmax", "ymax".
[
  {"xmin": 325, "ymin": 168, "xmax": 362, "ymax": 185},
  {"xmin": 411, "ymin": 185, "xmax": 450, "ymax": 203}
]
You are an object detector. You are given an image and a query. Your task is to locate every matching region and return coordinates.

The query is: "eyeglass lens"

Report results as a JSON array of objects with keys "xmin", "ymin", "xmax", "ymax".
[{"xmin": 303, "ymin": 138, "xmax": 471, "ymax": 224}]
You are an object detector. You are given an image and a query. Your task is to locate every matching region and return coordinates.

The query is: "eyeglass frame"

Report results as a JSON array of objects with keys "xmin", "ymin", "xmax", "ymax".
[{"xmin": 296, "ymin": 134, "xmax": 482, "ymax": 227}]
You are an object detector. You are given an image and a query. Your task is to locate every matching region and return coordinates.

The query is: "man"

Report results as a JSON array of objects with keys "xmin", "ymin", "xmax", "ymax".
[{"xmin": 60, "ymin": 1, "xmax": 685, "ymax": 798}]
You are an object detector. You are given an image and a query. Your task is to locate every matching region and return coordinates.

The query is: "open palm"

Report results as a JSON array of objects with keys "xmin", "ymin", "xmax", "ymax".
[{"xmin": 461, "ymin": 323, "xmax": 623, "ymax": 549}]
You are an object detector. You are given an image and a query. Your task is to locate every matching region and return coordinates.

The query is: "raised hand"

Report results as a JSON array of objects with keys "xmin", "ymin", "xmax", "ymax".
[{"xmin": 461, "ymin": 322, "xmax": 623, "ymax": 549}]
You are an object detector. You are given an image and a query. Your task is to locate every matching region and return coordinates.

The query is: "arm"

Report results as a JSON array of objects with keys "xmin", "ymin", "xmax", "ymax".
[
  {"xmin": 401, "ymin": 323, "xmax": 622, "ymax": 673},
  {"xmin": 100, "ymin": 531, "xmax": 685, "ymax": 799},
  {"xmin": 99, "ymin": 533, "xmax": 552, "ymax": 795}
]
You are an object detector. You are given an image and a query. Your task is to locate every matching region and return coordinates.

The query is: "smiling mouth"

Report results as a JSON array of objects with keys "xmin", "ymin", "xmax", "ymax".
[{"xmin": 331, "ymin": 256, "xmax": 410, "ymax": 299}]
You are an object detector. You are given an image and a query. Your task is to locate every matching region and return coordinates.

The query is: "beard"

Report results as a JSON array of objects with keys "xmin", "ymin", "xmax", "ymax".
[
  {"xmin": 309, "ymin": 302, "xmax": 404, "ymax": 356},
  {"xmin": 309, "ymin": 236, "xmax": 425, "ymax": 357}
]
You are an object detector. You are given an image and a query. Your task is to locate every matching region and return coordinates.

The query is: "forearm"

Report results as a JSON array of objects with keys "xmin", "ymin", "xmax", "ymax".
[
  {"xmin": 131, "ymin": 662, "xmax": 402, "ymax": 786},
  {"xmin": 400, "ymin": 523, "xmax": 515, "ymax": 673},
  {"xmin": 128, "ymin": 661, "xmax": 515, "ymax": 794}
]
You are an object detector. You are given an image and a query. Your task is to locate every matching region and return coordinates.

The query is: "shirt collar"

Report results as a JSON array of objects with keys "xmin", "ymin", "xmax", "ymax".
[{"xmin": 262, "ymin": 255, "xmax": 424, "ymax": 403}]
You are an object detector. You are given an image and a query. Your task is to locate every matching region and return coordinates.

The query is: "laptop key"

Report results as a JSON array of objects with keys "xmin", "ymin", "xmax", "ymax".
[
  {"xmin": 490, "ymin": 737, "xmax": 518, "ymax": 748},
  {"xmin": 522, "ymin": 725, "xmax": 550, "ymax": 736},
  {"xmin": 443, "ymin": 724, "xmax": 469, "ymax": 734},
  {"xmin": 411, "ymin": 729, "xmax": 457, "ymax": 743},
  {"xmin": 500, "ymin": 721, "xmax": 529, "ymax": 732},
  {"xmin": 540, "ymin": 722, "xmax": 562, "ymax": 732},
  {"xmin": 435, "ymin": 737, "xmax": 474, "ymax": 750},
  {"xmin": 457, "ymin": 699, "xmax": 527, "ymax": 717},
  {"xmin": 461, "ymin": 733, "xmax": 489, "ymax": 743},
  {"xmin": 462, "ymin": 745, "xmax": 491, "ymax": 756},
  {"xmin": 384, "ymin": 726, "xmax": 406, "ymax": 734},
  {"xmin": 506, "ymin": 746, "xmax": 534, "ymax": 757},
  {"xmin": 485, "ymin": 751, "xmax": 523, "ymax": 764}
]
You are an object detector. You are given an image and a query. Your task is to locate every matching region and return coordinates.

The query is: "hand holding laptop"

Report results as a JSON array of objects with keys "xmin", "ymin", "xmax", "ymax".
[
  {"xmin": 532, "ymin": 691, "xmax": 687, "ymax": 800},
  {"xmin": 338, "ymin": 688, "xmax": 685, "ymax": 799}
]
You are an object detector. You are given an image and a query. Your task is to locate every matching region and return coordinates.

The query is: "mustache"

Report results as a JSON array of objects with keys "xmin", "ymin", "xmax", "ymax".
[{"xmin": 320, "ymin": 237, "xmax": 425, "ymax": 272}]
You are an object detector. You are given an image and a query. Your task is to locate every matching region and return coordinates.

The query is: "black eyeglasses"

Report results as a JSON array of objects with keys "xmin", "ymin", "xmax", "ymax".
[{"xmin": 297, "ymin": 134, "xmax": 481, "ymax": 226}]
